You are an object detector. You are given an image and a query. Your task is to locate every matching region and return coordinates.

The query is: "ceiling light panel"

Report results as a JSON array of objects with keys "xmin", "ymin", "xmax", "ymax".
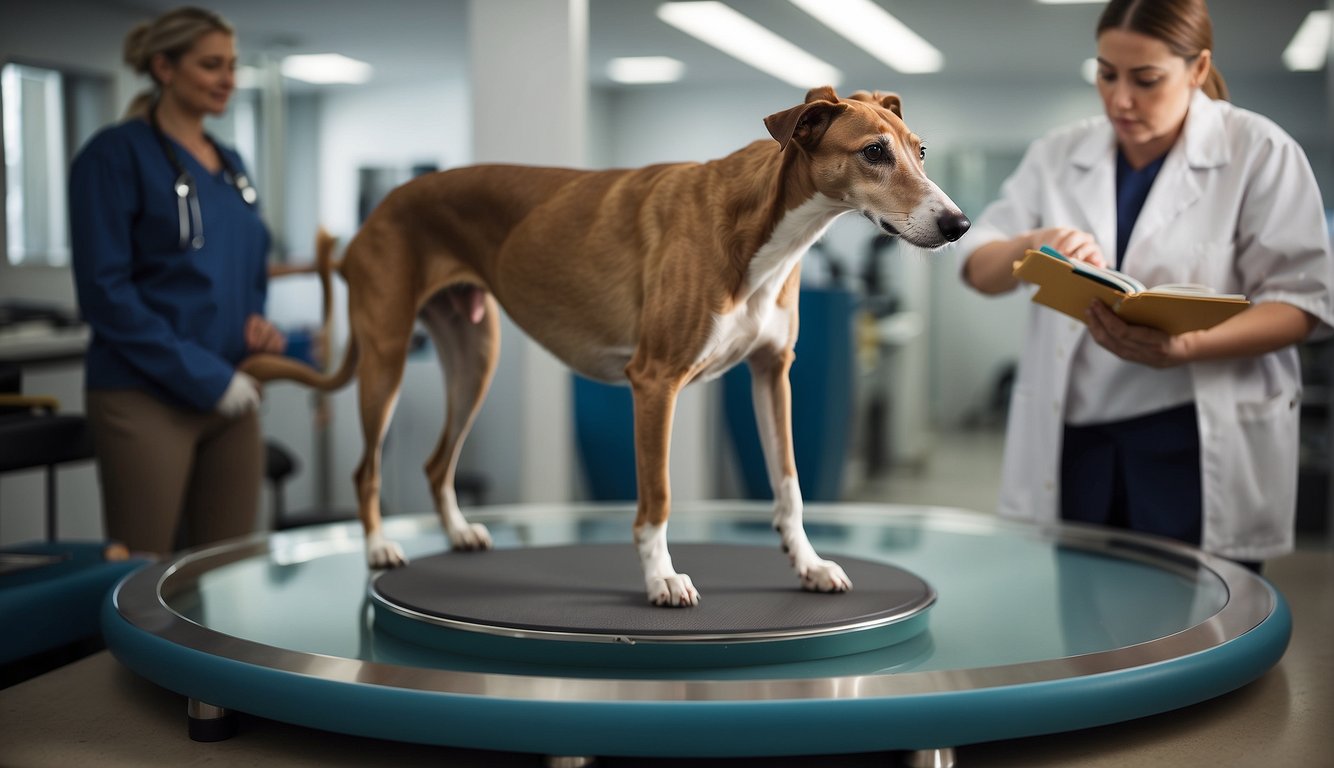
[
  {"xmin": 280, "ymin": 54, "xmax": 373, "ymax": 85},
  {"xmin": 657, "ymin": 2, "xmax": 843, "ymax": 89},
  {"xmin": 1282, "ymin": 10, "xmax": 1331, "ymax": 72},
  {"xmin": 788, "ymin": 0, "xmax": 943, "ymax": 74},
  {"xmin": 608, "ymin": 56, "xmax": 686, "ymax": 84}
]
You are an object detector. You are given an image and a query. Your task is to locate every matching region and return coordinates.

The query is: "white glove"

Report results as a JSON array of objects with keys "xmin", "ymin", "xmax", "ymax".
[{"xmin": 215, "ymin": 371, "xmax": 261, "ymax": 417}]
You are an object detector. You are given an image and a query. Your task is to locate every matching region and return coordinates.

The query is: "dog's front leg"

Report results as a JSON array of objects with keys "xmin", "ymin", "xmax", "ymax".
[
  {"xmin": 628, "ymin": 366, "xmax": 699, "ymax": 607},
  {"xmin": 748, "ymin": 349, "xmax": 851, "ymax": 593}
]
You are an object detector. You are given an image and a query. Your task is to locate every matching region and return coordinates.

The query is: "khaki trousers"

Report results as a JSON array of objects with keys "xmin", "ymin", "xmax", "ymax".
[{"xmin": 85, "ymin": 389, "xmax": 262, "ymax": 556}]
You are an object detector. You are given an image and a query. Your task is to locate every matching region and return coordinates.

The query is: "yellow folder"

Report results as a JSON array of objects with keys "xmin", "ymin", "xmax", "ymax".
[{"xmin": 1012, "ymin": 248, "xmax": 1250, "ymax": 335}]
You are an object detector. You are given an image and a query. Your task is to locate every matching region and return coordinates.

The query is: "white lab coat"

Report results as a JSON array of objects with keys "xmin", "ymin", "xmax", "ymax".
[{"xmin": 959, "ymin": 90, "xmax": 1334, "ymax": 560}]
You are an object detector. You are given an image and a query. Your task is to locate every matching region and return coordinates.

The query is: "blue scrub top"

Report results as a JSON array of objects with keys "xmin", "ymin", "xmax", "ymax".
[{"xmin": 69, "ymin": 119, "xmax": 271, "ymax": 412}]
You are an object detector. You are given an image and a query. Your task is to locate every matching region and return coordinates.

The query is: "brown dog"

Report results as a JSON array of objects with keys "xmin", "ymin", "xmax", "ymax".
[{"xmin": 243, "ymin": 86, "xmax": 968, "ymax": 606}]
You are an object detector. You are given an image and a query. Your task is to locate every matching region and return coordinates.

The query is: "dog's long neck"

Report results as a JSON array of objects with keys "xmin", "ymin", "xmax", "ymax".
[{"xmin": 712, "ymin": 143, "xmax": 846, "ymax": 306}]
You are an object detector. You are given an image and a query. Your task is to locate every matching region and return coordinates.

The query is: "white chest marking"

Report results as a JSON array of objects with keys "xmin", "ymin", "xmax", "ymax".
[
  {"xmin": 742, "ymin": 194, "xmax": 847, "ymax": 299},
  {"xmin": 693, "ymin": 195, "xmax": 848, "ymax": 379}
]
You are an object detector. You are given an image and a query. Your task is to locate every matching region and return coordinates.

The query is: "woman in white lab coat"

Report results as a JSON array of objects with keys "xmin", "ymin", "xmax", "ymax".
[{"xmin": 959, "ymin": 0, "xmax": 1333, "ymax": 567}]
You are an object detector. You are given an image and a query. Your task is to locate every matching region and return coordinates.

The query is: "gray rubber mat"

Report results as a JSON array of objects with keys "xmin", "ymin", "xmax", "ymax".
[{"xmin": 371, "ymin": 543, "xmax": 931, "ymax": 637}]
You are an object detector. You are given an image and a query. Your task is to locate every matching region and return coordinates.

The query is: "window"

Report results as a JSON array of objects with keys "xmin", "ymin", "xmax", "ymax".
[{"xmin": 1, "ymin": 62, "xmax": 112, "ymax": 267}]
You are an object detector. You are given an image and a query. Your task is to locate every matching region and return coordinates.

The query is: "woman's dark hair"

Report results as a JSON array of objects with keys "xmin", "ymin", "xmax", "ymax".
[{"xmin": 1097, "ymin": 0, "xmax": 1228, "ymax": 101}]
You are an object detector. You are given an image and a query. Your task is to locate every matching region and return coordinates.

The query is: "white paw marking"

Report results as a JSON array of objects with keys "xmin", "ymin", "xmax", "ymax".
[
  {"xmin": 448, "ymin": 522, "xmax": 492, "ymax": 551},
  {"xmin": 800, "ymin": 560, "xmax": 852, "ymax": 593},
  {"xmin": 648, "ymin": 573, "xmax": 700, "ymax": 607},
  {"xmin": 636, "ymin": 522, "xmax": 701, "ymax": 607},
  {"xmin": 366, "ymin": 533, "xmax": 408, "ymax": 569}
]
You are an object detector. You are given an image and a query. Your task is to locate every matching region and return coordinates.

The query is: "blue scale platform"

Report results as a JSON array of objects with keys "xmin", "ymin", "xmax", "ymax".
[{"xmin": 102, "ymin": 503, "xmax": 1291, "ymax": 759}]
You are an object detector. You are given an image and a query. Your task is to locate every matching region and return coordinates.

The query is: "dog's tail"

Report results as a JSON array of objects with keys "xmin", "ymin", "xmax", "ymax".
[{"xmin": 240, "ymin": 227, "xmax": 358, "ymax": 392}]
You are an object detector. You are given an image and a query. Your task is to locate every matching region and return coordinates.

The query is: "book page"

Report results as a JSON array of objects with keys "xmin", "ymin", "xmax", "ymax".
[{"xmin": 1144, "ymin": 283, "xmax": 1247, "ymax": 301}]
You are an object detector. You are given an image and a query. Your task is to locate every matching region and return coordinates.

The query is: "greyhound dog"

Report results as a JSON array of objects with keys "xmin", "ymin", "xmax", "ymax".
[{"xmin": 242, "ymin": 86, "xmax": 969, "ymax": 606}]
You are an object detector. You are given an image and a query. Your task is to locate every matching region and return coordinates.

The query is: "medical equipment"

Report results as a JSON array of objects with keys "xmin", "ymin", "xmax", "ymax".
[{"xmin": 149, "ymin": 107, "xmax": 257, "ymax": 251}]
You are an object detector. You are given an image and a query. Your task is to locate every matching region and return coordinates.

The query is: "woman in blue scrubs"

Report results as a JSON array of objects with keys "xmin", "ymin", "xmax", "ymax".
[
  {"xmin": 69, "ymin": 7, "xmax": 284, "ymax": 556},
  {"xmin": 957, "ymin": 0, "xmax": 1333, "ymax": 570}
]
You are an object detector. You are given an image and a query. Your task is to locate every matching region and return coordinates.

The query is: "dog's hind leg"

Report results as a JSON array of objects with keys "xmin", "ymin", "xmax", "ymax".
[
  {"xmin": 748, "ymin": 346, "xmax": 852, "ymax": 593},
  {"xmin": 418, "ymin": 286, "xmax": 498, "ymax": 552},
  {"xmin": 626, "ymin": 362, "xmax": 700, "ymax": 607},
  {"xmin": 350, "ymin": 295, "xmax": 416, "ymax": 569}
]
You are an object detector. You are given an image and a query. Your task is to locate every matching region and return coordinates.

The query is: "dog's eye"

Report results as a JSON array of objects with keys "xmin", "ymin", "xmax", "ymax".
[
  {"xmin": 862, "ymin": 143, "xmax": 886, "ymax": 164},
  {"xmin": 919, "ymin": 144, "xmax": 927, "ymax": 161}
]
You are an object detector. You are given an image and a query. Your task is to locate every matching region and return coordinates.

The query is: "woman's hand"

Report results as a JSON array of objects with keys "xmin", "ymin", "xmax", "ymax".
[
  {"xmin": 1030, "ymin": 227, "xmax": 1107, "ymax": 268},
  {"xmin": 964, "ymin": 227, "xmax": 1107, "ymax": 295},
  {"xmin": 245, "ymin": 314, "xmax": 286, "ymax": 354},
  {"xmin": 1085, "ymin": 301, "xmax": 1196, "ymax": 367}
]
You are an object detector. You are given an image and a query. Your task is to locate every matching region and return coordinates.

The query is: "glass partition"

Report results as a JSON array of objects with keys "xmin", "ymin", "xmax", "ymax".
[{"xmin": 1, "ymin": 61, "xmax": 112, "ymax": 267}]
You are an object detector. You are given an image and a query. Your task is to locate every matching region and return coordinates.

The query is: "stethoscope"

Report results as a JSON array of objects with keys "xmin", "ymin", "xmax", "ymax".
[{"xmin": 150, "ymin": 105, "xmax": 258, "ymax": 251}]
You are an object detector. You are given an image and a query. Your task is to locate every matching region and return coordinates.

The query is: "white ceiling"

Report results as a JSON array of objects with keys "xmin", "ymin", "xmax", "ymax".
[{"xmin": 116, "ymin": 0, "xmax": 1329, "ymax": 90}]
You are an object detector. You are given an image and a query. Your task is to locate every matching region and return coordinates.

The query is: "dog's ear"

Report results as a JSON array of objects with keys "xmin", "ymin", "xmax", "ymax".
[
  {"xmin": 847, "ymin": 90, "xmax": 903, "ymax": 118},
  {"xmin": 803, "ymin": 85, "xmax": 839, "ymax": 104},
  {"xmin": 878, "ymin": 92, "xmax": 903, "ymax": 118},
  {"xmin": 764, "ymin": 88, "xmax": 846, "ymax": 152}
]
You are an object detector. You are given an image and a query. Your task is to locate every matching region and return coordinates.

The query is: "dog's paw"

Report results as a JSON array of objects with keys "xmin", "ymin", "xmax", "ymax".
[
  {"xmin": 800, "ymin": 560, "xmax": 852, "ymax": 593},
  {"xmin": 647, "ymin": 573, "xmax": 700, "ymax": 607},
  {"xmin": 366, "ymin": 537, "xmax": 408, "ymax": 570},
  {"xmin": 448, "ymin": 522, "xmax": 493, "ymax": 552}
]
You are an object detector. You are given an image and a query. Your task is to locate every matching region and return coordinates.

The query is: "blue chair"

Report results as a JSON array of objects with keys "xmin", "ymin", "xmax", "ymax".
[
  {"xmin": 723, "ymin": 287, "xmax": 857, "ymax": 501},
  {"xmin": 572, "ymin": 377, "xmax": 637, "ymax": 501},
  {"xmin": 572, "ymin": 287, "xmax": 858, "ymax": 504}
]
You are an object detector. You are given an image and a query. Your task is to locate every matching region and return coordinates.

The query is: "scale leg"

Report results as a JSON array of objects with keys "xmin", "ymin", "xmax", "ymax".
[
  {"xmin": 543, "ymin": 757, "xmax": 597, "ymax": 768},
  {"xmin": 187, "ymin": 698, "xmax": 238, "ymax": 742},
  {"xmin": 903, "ymin": 747, "xmax": 956, "ymax": 768}
]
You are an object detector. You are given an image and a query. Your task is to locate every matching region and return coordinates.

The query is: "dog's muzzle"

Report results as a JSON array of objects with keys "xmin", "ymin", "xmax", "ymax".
[{"xmin": 864, "ymin": 211, "xmax": 901, "ymax": 237}]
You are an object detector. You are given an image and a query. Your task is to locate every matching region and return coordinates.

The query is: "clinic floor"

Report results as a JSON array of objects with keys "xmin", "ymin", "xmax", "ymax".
[
  {"xmin": 2, "ymin": 428, "xmax": 1331, "ymax": 767},
  {"xmin": 847, "ymin": 427, "xmax": 1008, "ymax": 513}
]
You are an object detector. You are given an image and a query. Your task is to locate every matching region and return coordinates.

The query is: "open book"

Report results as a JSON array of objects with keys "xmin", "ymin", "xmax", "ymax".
[{"xmin": 1012, "ymin": 246, "xmax": 1250, "ymax": 334}]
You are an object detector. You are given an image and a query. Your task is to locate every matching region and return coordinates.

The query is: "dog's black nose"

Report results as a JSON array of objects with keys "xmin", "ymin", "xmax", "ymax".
[{"xmin": 938, "ymin": 211, "xmax": 971, "ymax": 242}]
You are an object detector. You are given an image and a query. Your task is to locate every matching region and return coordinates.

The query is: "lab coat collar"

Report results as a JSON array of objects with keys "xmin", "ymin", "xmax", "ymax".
[
  {"xmin": 1065, "ymin": 89, "xmax": 1228, "ymax": 262},
  {"xmin": 1123, "ymin": 90, "xmax": 1229, "ymax": 261},
  {"xmin": 1070, "ymin": 119, "xmax": 1113, "ymax": 171},
  {"xmin": 1067, "ymin": 122, "xmax": 1116, "ymax": 256},
  {"xmin": 1068, "ymin": 89, "xmax": 1227, "ymax": 170},
  {"xmin": 1180, "ymin": 88, "xmax": 1230, "ymax": 169}
]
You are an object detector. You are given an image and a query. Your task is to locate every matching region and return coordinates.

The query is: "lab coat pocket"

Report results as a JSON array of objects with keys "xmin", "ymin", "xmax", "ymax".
[
  {"xmin": 1223, "ymin": 389, "xmax": 1299, "ymax": 546},
  {"xmin": 1235, "ymin": 389, "xmax": 1299, "ymax": 422}
]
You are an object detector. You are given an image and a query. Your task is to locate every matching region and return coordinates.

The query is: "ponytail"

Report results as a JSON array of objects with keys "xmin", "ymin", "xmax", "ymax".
[
  {"xmin": 122, "ymin": 89, "xmax": 157, "ymax": 121},
  {"xmin": 1201, "ymin": 64, "xmax": 1229, "ymax": 101}
]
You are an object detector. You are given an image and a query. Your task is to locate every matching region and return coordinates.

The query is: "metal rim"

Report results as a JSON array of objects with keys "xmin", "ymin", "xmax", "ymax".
[{"xmin": 110, "ymin": 502, "xmax": 1275, "ymax": 703}]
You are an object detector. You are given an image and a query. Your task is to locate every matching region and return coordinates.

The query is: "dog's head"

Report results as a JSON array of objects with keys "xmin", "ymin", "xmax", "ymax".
[{"xmin": 764, "ymin": 86, "xmax": 969, "ymax": 249}]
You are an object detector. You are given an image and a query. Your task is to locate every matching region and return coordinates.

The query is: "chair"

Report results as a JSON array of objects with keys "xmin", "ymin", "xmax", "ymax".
[
  {"xmin": 0, "ymin": 364, "xmax": 96, "ymax": 541},
  {"xmin": 0, "ymin": 364, "xmax": 139, "ymax": 687}
]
